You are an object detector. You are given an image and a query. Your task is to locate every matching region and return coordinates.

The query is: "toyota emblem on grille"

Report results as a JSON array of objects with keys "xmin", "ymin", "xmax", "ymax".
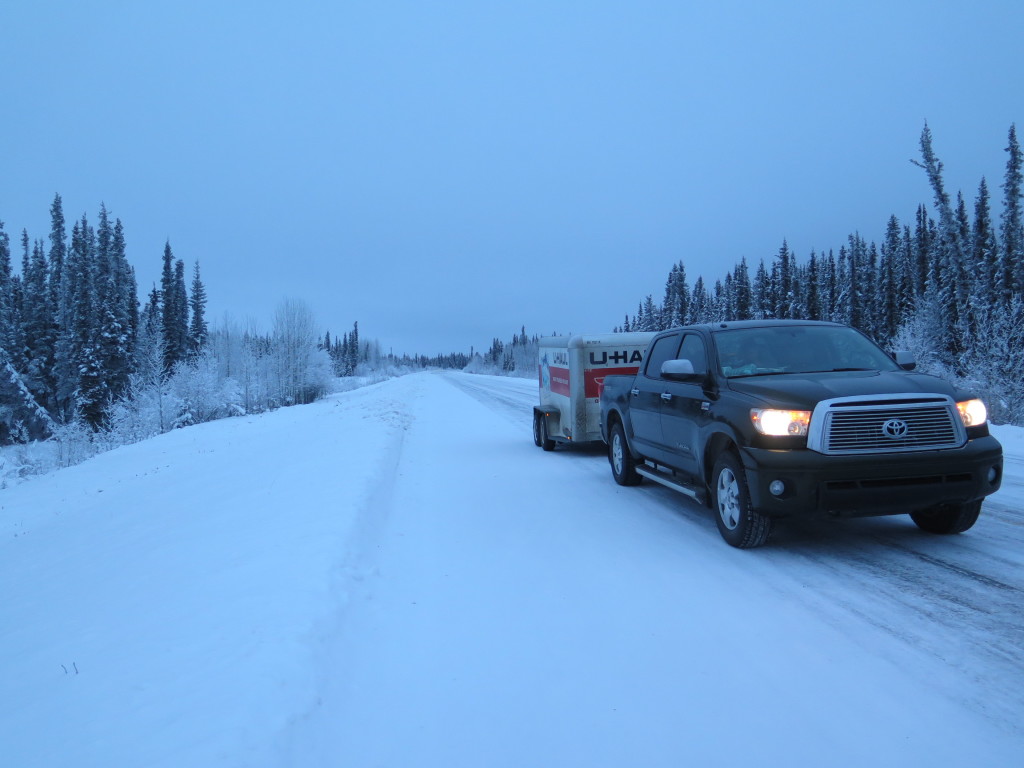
[{"xmin": 882, "ymin": 418, "xmax": 909, "ymax": 439}]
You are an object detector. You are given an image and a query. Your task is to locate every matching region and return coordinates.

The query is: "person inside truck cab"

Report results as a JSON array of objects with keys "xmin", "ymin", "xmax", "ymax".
[
  {"xmin": 716, "ymin": 335, "xmax": 746, "ymax": 376},
  {"xmin": 717, "ymin": 332, "xmax": 784, "ymax": 376}
]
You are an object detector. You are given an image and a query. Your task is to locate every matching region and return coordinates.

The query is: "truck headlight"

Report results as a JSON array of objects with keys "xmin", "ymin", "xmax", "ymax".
[
  {"xmin": 956, "ymin": 399, "xmax": 988, "ymax": 427},
  {"xmin": 751, "ymin": 409, "xmax": 811, "ymax": 437}
]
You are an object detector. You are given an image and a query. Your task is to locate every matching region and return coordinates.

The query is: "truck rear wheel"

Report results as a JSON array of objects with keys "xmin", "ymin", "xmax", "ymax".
[
  {"xmin": 609, "ymin": 422, "xmax": 641, "ymax": 486},
  {"xmin": 910, "ymin": 501, "xmax": 982, "ymax": 534},
  {"xmin": 534, "ymin": 411, "xmax": 555, "ymax": 451},
  {"xmin": 712, "ymin": 453, "xmax": 772, "ymax": 548}
]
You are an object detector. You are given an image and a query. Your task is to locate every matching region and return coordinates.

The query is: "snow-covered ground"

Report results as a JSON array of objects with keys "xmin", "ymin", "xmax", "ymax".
[{"xmin": 2, "ymin": 372, "xmax": 1022, "ymax": 767}]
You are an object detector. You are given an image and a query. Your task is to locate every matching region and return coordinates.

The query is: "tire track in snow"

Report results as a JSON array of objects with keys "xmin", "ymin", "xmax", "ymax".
[
  {"xmin": 440, "ymin": 372, "xmax": 536, "ymax": 427},
  {"xmin": 272, "ymin": 383, "xmax": 419, "ymax": 765}
]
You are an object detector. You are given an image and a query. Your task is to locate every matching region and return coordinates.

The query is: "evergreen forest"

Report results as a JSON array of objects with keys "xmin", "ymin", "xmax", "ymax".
[{"xmin": 620, "ymin": 124, "xmax": 1024, "ymax": 425}]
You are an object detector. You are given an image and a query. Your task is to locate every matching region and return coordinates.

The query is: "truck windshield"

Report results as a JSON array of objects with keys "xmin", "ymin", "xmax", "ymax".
[{"xmin": 713, "ymin": 325, "xmax": 901, "ymax": 379}]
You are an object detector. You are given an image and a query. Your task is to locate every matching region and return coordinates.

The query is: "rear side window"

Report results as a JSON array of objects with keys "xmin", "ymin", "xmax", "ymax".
[{"xmin": 643, "ymin": 334, "xmax": 681, "ymax": 378}]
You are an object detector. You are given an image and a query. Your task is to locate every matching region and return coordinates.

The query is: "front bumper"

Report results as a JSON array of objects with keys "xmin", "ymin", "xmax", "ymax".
[{"xmin": 740, "ymin": 435, "xmax": 1003, "ymax": 518}]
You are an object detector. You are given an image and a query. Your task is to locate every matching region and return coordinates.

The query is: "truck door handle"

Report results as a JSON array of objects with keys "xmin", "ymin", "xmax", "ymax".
[
  {"xmin": 631, "ymin": 388, "xmax": 640, "ymax": 396},
  {"xmin": 661, "ymin": 392, "xmax": 673, "ymax": 401}
]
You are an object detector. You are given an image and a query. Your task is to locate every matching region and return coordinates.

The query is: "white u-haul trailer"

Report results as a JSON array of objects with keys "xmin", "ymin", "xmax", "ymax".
[{"xmin": 533, "ymin": 332, "xmax": 656, "ymax": 450}]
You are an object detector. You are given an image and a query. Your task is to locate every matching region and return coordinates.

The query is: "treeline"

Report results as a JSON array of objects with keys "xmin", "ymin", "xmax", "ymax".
[
  {"xmin": 621, "ymin": 124, "xmax": 1024, "ymax": 424},
  {"xmin": 0, "ymin": 195, "xmax": 345, "ymax": 451},
  {"xmin": 0, "ymin": 195, "xmax": 153, "ymax": 442},
  {"xmin": 464, "ymin": 327, "xmax": 541, "ymax": 376}
]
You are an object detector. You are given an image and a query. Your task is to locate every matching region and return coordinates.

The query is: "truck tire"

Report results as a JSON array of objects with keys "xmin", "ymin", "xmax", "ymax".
[
  {"xmin": 712, "ymin": 452, "xmax": 772, "ymax": 548},
  {"xmin": 609, "ymin": 422, "xmax": 642, "ymax": 486},
  {"xmin": 910, "ymin": 500, "xmax": 982, "ymax": 534},
  {"xmin": 534, "ymin": 411, "xmax": 555, "ymax": 451}
]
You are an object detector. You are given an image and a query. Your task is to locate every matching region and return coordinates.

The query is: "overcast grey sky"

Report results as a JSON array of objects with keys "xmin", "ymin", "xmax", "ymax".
[{"xmin": 2, "ymin": 1, "xmax": 1022, "ymax": 355}]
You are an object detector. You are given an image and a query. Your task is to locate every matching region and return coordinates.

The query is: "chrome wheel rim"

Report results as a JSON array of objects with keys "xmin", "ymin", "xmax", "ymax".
[
  {"xmin": 612, "ymin": 433, "xmax": 624, "ymax": 475},
  {"xmin": 717, "ymin": 467, "xmax": 741, "ymax": 530}
]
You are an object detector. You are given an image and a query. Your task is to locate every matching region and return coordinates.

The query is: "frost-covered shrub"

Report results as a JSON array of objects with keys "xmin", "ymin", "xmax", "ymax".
[
  {"xmin": 891, "ymin": 304, "xmax": 955, "ymax": 381},
  {"xmin": 961, "ymin": 298, "xmax": 1024, "ymax": 425},
  {"xmin": 0, "ymin": 440, "xmax": 59, "ymax": 487},
  {"xmin": 50, "ymin": 419, "xmax": 98, "ymax": 469},
  {"xmin": 894, "ymin": 298, "xmax": 1024, "ymax": 425},
  {"xmin": 168, "ymin": 351, "xmax": 243, "ymax": 426}
]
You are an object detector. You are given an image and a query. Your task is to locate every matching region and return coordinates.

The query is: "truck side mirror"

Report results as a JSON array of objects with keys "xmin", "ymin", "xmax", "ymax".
[
  {"xmin": 894, "ymin": 350, "xmax": 916, "ymax": 371},
  {"xmin": 661, "ymin": 359, "xmax": 700, "ymax": 381}
]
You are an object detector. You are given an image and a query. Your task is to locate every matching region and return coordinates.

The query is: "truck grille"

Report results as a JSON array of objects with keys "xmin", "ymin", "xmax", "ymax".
[{"xmin": 809, "ymin": 395, "xmax": 966, "ymax": 455}]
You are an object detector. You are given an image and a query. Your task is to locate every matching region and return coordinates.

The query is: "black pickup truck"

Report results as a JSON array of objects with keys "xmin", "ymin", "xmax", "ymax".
[{"xmin": 599, "ymin": 320, "xmax": 1003, "ymax": 548}]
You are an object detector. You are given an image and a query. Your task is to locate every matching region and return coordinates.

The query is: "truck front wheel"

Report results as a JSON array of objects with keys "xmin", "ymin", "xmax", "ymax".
[
  {"xmin": 609, "ymin": 422, "xmax": 641, "ymax": 486},
  {"xmin": 910, "ymin": 501, "xmax": 982, "ymax": 534},
  {"xmin": 712, "ymin": 453, "xmax": 773, "ymax": 548}
]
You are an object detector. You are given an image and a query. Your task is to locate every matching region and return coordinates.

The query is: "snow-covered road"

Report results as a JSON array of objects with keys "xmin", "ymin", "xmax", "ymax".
[
  {"xmin": 2, "ymin": 372, "xmax": 1023, "ymax": 767},
  {"xmin": 450, "ymin": 372, "xmax": 1024, "ymax": 727}
]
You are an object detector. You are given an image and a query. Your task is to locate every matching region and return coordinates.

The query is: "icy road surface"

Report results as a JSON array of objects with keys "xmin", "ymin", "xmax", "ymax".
[{"xmin": 2, "ymin": 371, "xmax": 1022, "ymax": 767}]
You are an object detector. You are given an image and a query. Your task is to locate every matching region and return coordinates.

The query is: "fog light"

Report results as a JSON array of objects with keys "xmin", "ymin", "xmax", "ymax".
[
  {"xmin": 769, "ymin": 480, "xmax": 786, "ymax": 497},
  {"xmin": 988, "ymin": 466, "xmax": 999, "ymax": 484}
]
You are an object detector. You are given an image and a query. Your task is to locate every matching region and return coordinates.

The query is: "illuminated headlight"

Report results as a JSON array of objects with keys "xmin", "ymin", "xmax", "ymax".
[
  {"xmin": 751, "ymin": 409, "xmax": 811, "ymax": 437},
  {"xmin": 957, "ymin": 399, "xmax": 988, "ymax": 427}
]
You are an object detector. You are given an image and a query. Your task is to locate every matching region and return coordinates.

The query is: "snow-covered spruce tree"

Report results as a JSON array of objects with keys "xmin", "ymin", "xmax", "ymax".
[
  {"xmin": 879, "ymin": 217, "xmax": 903, "ymax": 344},
  {"xmin": 0, "ymin": 222, "xmax": 14, "ymax": 357},
  {"xmin": 638, "ymin": 294, "xmax": 660, "ymax": 331},
  {"xmin": 864, "ymin": 241, "xmax": 881, "ymax": 340},
  {"xmin": 912, "ymin": 123, "xmax": 970, "ymax": 373},
  {"xmin": 1001, "ymin": 124, "xmax": 1023, "ymax": 301},
  {"xmin": 0, "ymin": 226, "xmax": 53, "ymax": 443},
  {"xmin": 188, "ymin": 261, "xmax": 208, "ymax": 356},
  {"xmin": 732, "ymin": 257, "xmax": 752, "ymax": 320},
  {"xmin": 662, "ymin": 262, "xmax": 689, "ymax": 328},
  {"xmin": 46, "ymin": 195, "xmax": 73, "ymax": 421},
  {"xmin": 690, "ymin": 275, "xmax": 710, "ymax": 323},
  {"xmin": 721, "ymin": 272, "xmax": 735, "ymax": 320},
  {"xmin": 750, "ymin": 261, "xmax": 770, "ymax": 319},
  {"xmin": 9, "ymin": 231, "xmax": 30, "ymax": 376},
  {"xmin": 20, "ymin": 237, "xmax": 53, "ymax": 412},
  {"xmin": 68, "ymin": 215, "xmax": 109, "ymax": 429},
  {"xmin": 93, "ymin": 205, "xmax": 134, "ymax": 406},
  {"xmin": 113, "ymin": 219, "xmax": 138, "ymax": 351},
  {"xmin": 774, "ymin": 240, "xmax": 796, "ymax": 319},
  {"xmin": 50, "ymin": 215, "xmax": 97, "ymax": 425},
  {"xmin": 710, "ymin": 279, "xmax": 726, "ymax": 322},
  {"xmin": 348, "ymin": 320, "xmax": 360, "ymax": 375},
  {"xmin": 972, "ymin": 178, "xmax": 999, "ymax": 308},
  {"xmin": 160, "ymin": 242, "xmax": 189, "ymax": 373},
  {"xmin": 911, "ymin": 204, "xmax": 934, "ymax": 299}
]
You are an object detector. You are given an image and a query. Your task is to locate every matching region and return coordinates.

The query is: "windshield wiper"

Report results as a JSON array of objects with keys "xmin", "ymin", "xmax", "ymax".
[{"xmin": 728, "ymin": 370, "xmax": 788, "ymax": 379}]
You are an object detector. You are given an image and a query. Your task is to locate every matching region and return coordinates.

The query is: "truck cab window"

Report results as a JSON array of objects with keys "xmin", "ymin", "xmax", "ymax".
[{"xmin": 643, "ymin": 334, "xmax": 681, "ymax": 378}]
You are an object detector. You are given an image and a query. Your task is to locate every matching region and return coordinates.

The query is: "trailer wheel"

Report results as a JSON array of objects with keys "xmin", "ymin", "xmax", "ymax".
[
  {"xmin": 609, "ymin": 422, "xmax": 641, "ymax": 486},
  {"xmin": 712, "ymin": 452, "xmax": 772, "ymax": 548},
  {"xmin": 534, "ymin": 411, "xmax": 555, "ymax": 451},
  {"xmin": 910, "ymin": 501, "xmax": 982, "ymax": 534}
]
